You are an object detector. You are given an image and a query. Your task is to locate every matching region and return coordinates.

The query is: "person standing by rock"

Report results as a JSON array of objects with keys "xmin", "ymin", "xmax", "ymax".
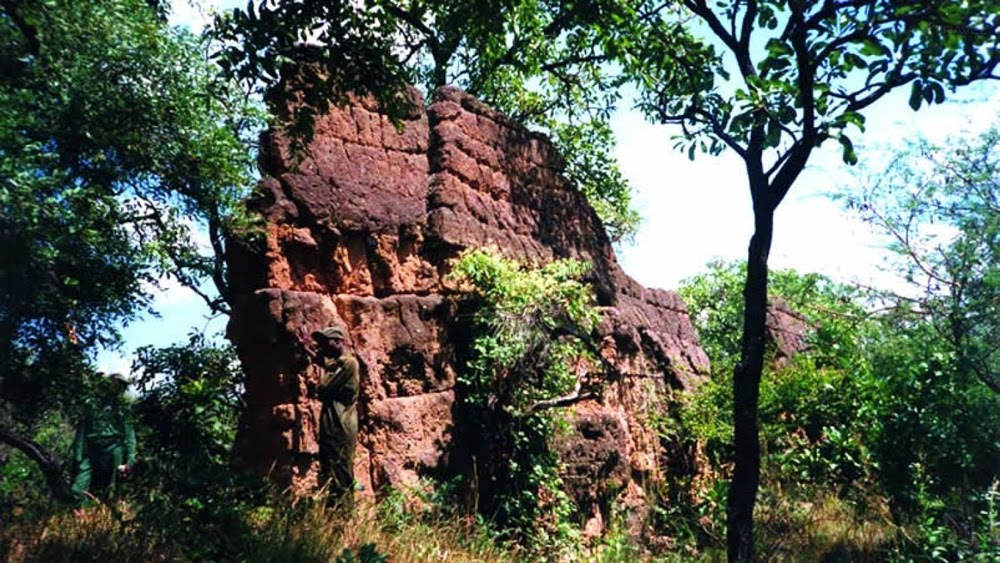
[
  {"xmin": 71, "ymin": 372, "xmax": 136, "ymax": 504},
  {"xmin": 310, "ymin": 325, "xmax": 360, "ymax": 506}
]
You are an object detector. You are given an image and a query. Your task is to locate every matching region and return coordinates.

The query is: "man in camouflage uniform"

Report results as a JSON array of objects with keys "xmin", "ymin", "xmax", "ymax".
[
  {"xmin": 71, "ymin": 372, "xmax": 136, "ymax": 504},
  {"xmin": 311, "ymin": 325, "xmax": 360, "ymax": 505}
]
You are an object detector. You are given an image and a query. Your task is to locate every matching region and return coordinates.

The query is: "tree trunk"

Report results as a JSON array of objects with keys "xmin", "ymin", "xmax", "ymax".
[
  {"xmin": 727, "ymin": 206, "xmax": 774, "ymax": 562},
  {"xmin": 0, "ymin": 427, "xmax": 78, "ymax": 504}
]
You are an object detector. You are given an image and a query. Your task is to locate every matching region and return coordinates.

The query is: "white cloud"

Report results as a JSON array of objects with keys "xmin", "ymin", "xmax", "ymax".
[
  {"xmin": 613, "ymin": 82, "xmax": 1000, "ymax": 293},
  {"xmin": 170, "ymin": 0, "xmax": 241, "ymax": 32},
  {"xmin": 169, "ymin": 1, "xmax": 211, "ymax": 32}
]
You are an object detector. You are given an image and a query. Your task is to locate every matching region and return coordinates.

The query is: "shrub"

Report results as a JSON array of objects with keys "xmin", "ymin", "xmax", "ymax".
[{"xmin": 448, "ymin": 248, "xmax": 599, "ymax": 555}]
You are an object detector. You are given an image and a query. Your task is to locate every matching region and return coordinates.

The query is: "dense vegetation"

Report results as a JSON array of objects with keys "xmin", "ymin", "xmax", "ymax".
[
  {"xmin": 449, "ymin": 248, "xmax": 599, "ymax": 556},
  {"xmin": 1, "ymin": 0, "xmax": 998, "ymax": 561},
  {"xmin": 675, "ymin": 260, "xmax": 999, "ymax": 560},
  {"xmin": 0, "ymin": 0, "xmax": 259, "ymax": 502},
  {"xmin": 644, "ymin": 3, "xmax": 1000, "ymax": 556}
]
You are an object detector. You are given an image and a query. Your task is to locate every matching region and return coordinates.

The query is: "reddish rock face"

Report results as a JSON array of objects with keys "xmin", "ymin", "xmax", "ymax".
[
  {"xmin": 227, "ymin": 86, "xmax": 710, "ymax": 533},
  {"xmin": 767, "ymin": 298, "xmax": 811, "ymax": 365}
]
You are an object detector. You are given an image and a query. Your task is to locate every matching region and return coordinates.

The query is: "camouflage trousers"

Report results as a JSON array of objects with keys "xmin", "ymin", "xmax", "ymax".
[
  {"xmin": 72, "ymin": 440, "xmax": 124, "ymax": 504},
  {"xmin": 319, "ymin": 432, "xmax": 356, "ymax": 506}
]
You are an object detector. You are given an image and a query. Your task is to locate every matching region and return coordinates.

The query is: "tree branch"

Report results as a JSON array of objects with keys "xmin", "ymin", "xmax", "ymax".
[
  {"xmin": 523, "ymin": 390, "xmax": 600, "ymax": 415},
  {"xmin": 134, "ymin": 196, "xmax": 231, "ymax": 315},
  {"xmin": 864, "ymin": 199, "xmax": 952, "ymax": 288},
  {"xmin": 206, "ymin": 206, "xmax": 231, "ymax": 311},
  {"xmin": 683, "ymin": 1, "xmax": 740, "ymax": 58},
  {"xmin": 540, "ymin": 53, "xmax": 609, "ymax": 73},
  {"xmin": 768, "ymin": 8, "xmax": 817, "ymax": 208},
  {"xmin": 738, "ymin": 0, "xmax": 757, "ymax": 54},
  {"xmin": 841, "ymin": 40, "xmax": 917, "ymax": 113},
  {"xmin": 0, "ymin": 427, "xmax": 78, "ymax": 504}
]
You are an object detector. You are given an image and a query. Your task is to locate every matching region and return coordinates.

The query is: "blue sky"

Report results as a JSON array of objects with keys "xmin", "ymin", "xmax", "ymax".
[{"xmin": 97, "ymin": 1, "xmax": 1000, "ymax": 374}]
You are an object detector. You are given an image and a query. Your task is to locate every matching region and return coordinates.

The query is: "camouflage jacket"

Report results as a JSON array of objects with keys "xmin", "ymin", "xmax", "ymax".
[{"xmin": 317, "ymin": 353, "xmax": 359, "ymax": 441}]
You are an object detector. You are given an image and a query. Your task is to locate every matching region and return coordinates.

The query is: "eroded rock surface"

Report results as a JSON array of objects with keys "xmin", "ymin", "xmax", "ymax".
[
  {"xmin": 227, "ymin": 86, "xmax": 710, "ymax": 532},
  {"xmin": 767, "ymin": 298, "xmax": 811, "ymax": 365}
]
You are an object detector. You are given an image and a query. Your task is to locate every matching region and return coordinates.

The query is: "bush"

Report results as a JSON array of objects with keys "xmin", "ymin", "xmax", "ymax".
[
  {"xmin": 448, "ymin": 248, "xmax": 599, "ymax": 555},
  {"xmin": 675, "ymin": 260, "xmax": 1000, "ymax": 560}
]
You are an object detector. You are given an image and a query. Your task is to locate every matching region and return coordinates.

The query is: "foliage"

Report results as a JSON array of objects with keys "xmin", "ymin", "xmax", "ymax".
[
  {"xmin": 0, "ymin": 494, "xmax": 511, "ymax": 563},
  {"xmin": 842, "ymin": 125, "xmax": 1000, "ymax": 558},
  {"xmin": 862, "ymin": 311, "xmax": 1000, "ymax": 524},
  {"xmin": 132, "ymin": 333, "xmax": 243, "ymax": 474},
  {"xmin": 0, "ymin": 0, "xmax": 260, "ymax": 496},
  {"xmin": 848, "ymin": 126, "xmax": 1000, "ymax": 395},
  {"xmin": 211, "ymin": 0, "xmax": 702, "ymax": 241},
  {"xmin": 124, "ymin": 333, "xmax": 262, "ymax": 560},
  {"xmin": 640, "ymin": 1, "xmax": 1000, "ymax": 168},
  {"xmin": 449, "ymin": 248, "xmax": 599, "ymax": 414},
  {"xmin": 448, "ymin": 248, "xmax": 599, "ymax": 554},
  {"xmin": 677, "ymin": 260, "xmax": 1000, "ymax": 559},
  {"xmin": 679, "ymin": 261, "xmax": 872, "ymax": 478},
  {"xmin": 0, "ymin": 411, "xmax": 74, "ymax": 514},
  {"xmin": 635, "ymin": 2, "xmax": 1000, "ymax": 556}
]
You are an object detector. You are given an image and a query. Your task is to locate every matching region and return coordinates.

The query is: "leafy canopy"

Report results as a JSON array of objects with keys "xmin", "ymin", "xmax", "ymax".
[
  {"xmin": 849, "ymin": 126, "xmax": 1000, "ymax": 394},
  {"xmin": 636, "ymin": 1, "xmax": 1000, "ymax": 204},
  {"xmin": 0, "ymin": 0, "xmax": 258, "ymax": 473}
]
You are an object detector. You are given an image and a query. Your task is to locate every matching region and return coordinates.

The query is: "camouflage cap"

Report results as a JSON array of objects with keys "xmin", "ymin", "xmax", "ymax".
[{"xmin": 312, "ymin": 325, "xmax": 347, "ymax": 342}]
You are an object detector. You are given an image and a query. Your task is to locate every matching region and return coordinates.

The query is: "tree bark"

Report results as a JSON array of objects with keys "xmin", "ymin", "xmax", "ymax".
[
  {"xmin": 727, "ymin": 206, "xmax": 774, "ymax": 562},
  {"xmin": 0, "ymin": 426, "xmax": 78, "ymax": 504}
]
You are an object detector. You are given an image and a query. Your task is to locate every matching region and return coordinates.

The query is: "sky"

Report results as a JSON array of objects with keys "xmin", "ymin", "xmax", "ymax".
[
  {"xmin": 614, "ymin": 83, "xmax": 1000, "ymax": 290},
  {"xmin": 97, "ymin": 1, "xmax": 1000, "ymax": 374}
]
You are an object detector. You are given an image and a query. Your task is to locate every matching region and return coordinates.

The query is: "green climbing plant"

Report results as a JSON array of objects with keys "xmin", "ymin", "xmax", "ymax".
[{"xmin": 448, "ymin": 247, "xmax": 600, "ymax": 554}]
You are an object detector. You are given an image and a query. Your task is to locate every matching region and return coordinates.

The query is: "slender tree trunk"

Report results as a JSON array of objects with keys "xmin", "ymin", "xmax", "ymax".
[{"xmin": 727, "ymin": 205, "xmax": 774, "ymax": 562}]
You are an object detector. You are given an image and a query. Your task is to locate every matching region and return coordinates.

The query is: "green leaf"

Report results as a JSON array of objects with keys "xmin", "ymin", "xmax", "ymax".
[
  {"xmin": 839, "ymin": 134, "xmax": 858, "ymax": 165},
  {"xmin": 765, "ymin": 119, "xmax": 781, "ymax": 148},
  {"xmin": 909, "ymin": 80, "xmax": 924, "ymax": 110},
  {"xmin": 859, "ymin": 38, "xmax": 885, "ymax": 57},
  {"xmin": 766, "ymin": 39, "xmax": 793, "ymax": 57}
]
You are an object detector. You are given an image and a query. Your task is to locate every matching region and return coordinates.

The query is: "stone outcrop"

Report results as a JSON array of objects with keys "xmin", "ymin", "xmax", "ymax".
[
  {"xmin": 767, "ymin": 298, "xmax": 810, "ymax": 365},
  {"xmin": 226, "ymin": 86, "xmax": 710, "ymax": 533}
]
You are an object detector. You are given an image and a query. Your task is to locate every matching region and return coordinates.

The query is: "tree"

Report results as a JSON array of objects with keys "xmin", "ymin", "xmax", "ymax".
[
  {"xmin": 850, "ymin": 127, "xmax": 1000, "ymax": 395},
  {"xmin": 630, "ymin": 2, "xmax": 1000, "ymax": 559},
  {"xmin": 211, "ymin": 0, "xmax": 706, "ymax": 241},
  {"xmin": 0, "ymin": 0, "xmax": 257, "ymax": 499}
]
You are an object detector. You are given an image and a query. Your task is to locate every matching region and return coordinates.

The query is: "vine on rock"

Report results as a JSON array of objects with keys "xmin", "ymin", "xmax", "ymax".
[{"xmin": 448, "ymin": 248, "xmax": 600, "ymax": 554}]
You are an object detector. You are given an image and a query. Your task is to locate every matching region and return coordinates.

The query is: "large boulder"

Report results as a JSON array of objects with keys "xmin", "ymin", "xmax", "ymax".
[{"xmin": 226, "ymin": 86, "xmax": 710, "ymax": 534}]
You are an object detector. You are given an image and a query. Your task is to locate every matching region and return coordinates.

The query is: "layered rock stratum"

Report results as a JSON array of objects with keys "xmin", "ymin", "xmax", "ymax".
[{"xmin": 227, "ymin": 86, "xmax": 710, "ymax": 533}]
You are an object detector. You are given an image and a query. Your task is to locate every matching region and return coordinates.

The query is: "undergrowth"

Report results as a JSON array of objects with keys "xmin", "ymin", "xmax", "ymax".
[{"xmin": 0, "ymin": 491, "xmax": 511, "ymax": 563}]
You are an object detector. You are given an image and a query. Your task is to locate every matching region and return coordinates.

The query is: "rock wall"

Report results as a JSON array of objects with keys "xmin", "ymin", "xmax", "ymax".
[
  {"xmin": 226, "ymin": 86, "xmax": 710, "ymax": 532},
  {"xmin": 767, "ymin": 298, "xmax": 810, "ymax": 365}
]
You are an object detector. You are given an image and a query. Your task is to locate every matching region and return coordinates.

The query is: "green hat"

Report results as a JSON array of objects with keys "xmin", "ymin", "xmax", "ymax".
[{"xmin": 312, "ymin": 325, "xmax": 347, "ymax": 342}]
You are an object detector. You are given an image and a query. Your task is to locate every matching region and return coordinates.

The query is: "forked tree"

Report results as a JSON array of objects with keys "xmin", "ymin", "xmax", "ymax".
[{"xmin": 629, "ymin": 1, "xmax": 1000, "ymax": 559}]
